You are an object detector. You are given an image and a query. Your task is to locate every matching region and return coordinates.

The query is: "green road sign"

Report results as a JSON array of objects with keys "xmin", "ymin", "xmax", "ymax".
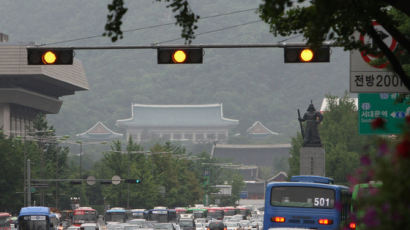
[
  {"xmin": 30, "ymin": 187, "xmax": 36, "ymax": 193},
  {"xmin": 359, "ymin": 93, "xmax": 410, "ymax": 134}
]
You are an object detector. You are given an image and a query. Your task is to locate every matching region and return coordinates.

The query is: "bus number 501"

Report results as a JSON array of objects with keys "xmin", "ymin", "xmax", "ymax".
[{"xmin": 314, "ymin": 198, "xmax": 330, "ymax": 207}]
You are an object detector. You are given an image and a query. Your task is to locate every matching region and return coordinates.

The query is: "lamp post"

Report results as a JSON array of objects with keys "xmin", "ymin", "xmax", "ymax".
[{"xmin": 76, "ymin": 141, "xmax": 83, "ymax": 179}]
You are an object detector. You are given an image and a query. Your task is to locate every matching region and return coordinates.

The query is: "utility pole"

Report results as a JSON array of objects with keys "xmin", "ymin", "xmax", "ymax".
[{"xmin": 27, "ymin": 159, "xmax": 31, "ymax": 206}]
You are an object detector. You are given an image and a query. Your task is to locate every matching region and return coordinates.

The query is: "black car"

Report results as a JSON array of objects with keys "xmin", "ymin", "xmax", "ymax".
[{"xmin": 208, "ymin": 222, "xmax": 226, "ymax": 230}]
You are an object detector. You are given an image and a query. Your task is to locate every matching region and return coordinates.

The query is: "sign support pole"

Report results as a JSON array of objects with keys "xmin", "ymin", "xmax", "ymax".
[{"xmin": 27, "ymin": 159, "xmax": 31, "ymax": 206}]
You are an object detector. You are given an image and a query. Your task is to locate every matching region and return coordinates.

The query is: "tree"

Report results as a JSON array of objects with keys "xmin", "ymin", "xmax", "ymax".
[{"xmin": 104, "ymin": 1, "xmax": 410, "ymax": 88}]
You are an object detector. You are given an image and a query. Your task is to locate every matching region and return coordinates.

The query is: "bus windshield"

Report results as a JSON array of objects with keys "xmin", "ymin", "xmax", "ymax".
[
  {"xmin": 271, "ymin": 186, "xmax": 335, "ymax": 208},
  {"xmin": 18, "ymin": 216, "xmax": 48, "ymax": 230},
  {"xmin": 105, "ymin": 212, "xmax": 126, "ymax": 222},
  {"xmin": 0, "ymin": 216, "xmax": 10, "ymax": 227},
  {"xmin": 207, "ymin": 210, "xmax": 223, "ymax": 220},
  {"xmin": 73, "ymin": 211, "xmax": 97, "ymax": 224}
]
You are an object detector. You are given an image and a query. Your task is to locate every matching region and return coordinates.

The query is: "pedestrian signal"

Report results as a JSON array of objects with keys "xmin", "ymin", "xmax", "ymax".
[
  {"xmin": 27, "ymin": 48, "xmax": 74, "ymax": 65},
  {"xmin": 284, "ymin": 47, "xmax": 330, "ymax": 63},
  {"xmin": 158, "ymin": 48, "xmax": 203, "ymax": 64}
]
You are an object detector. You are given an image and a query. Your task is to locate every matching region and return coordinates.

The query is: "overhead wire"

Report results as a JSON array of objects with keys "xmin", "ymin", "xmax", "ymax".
[
  {"xmin": 39, "ymin": 7, "xmax": 258, "ymax": 46},
  {"xmin": 154, "ymin": 19, "xmax": 262, "ymax": 44}
]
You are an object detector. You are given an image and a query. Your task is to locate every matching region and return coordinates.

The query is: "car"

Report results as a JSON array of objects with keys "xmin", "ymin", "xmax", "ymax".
[
  {"xmin": 195, "ymin": 223, "xmax": 206, "ymax": 230},
  {"xmin": 67, "ymin": 226, "xmax": 81, "ymax": 230},
  {"xmin": 224, "ymin": 222, "xmax": 241, "ymax": 230},
  {"xmin": 179, "ymin": 218, "xmax": 195, "ymax": 230},
  {"xmin": 153, "ymin": 223, "xmax": 177, "ymax": 230},
  {"xmin": 81, "ymin": 223, "xmax": 99, "ymax": 230},
  {"xmin": 207, "ymin": 222, "xmax": 226, "ymax": 230}
]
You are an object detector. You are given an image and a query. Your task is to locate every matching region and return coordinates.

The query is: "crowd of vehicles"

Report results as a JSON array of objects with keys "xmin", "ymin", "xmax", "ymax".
[{"xmin": 2, "ymin": 175, "xmax": 382, "ymax": 230}]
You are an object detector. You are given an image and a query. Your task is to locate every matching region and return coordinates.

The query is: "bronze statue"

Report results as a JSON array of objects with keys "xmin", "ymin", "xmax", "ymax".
[{"xmin": 298, "ymin": 102, "xmax": 323, "ymax": 147}]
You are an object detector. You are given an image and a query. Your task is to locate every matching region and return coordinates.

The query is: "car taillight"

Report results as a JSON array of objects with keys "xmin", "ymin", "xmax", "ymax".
[
  {"xmin": 349, "ymin": 222, "xmax": 356, "ymax": 229},
  {"xmin": 318, "ymin": 219, "xmax": 333, "ymax": 225},
  {"xmin": 271, "ymin": 217, "xmax": 285, "ymax": 223}
]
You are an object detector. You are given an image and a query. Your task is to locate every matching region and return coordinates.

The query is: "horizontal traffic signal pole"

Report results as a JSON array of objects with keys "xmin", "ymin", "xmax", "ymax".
[{"xmin": 30, "ymin": 42, "xmax": 336, "ymax": 50}]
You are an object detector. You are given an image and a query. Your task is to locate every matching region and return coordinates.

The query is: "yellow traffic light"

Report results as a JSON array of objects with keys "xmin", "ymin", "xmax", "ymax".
[
  {"xmin": 284, "ymin": 47, "xmax": 330, "ymax": 63},
  {"xmin": 300, "ymin": 48, "xmax": 314, "ymax": 62},
  {"xmin": 42, "ymin": 51, "xmax": 57, "ymax": 64},
  {"xmin": 157, "ymin": 48, "xmax": 203, "ymax": 64},
  {"xmin": 172, "ymin": 50, "xmax": 187, "ymax": 63},
  {"xmin": 27, "ymin": 48, "xmax": 74, "ymax": 65}
]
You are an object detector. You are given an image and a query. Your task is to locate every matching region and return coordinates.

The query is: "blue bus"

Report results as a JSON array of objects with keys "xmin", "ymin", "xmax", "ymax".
[
  {"xmin": 147, "ymin": 207, "xmax": 177, "ymax": 223},
  {"xmin": 18, "ymin": 206, "xmax": 55, "ymax": 230},
  {"xmin": 104, "ymin": 207, "xmax": 128, "ymax": 223},
  {"xmin": 263, "ymin": 176, "xmax": 351, "ymax": 230},
  {"xmin": 129, "ymin": 209, "xmax": 146, "ymax": 220}
]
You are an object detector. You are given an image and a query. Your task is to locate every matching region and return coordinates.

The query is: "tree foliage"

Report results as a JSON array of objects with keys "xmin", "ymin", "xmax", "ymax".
[
  {"xmin": 104, "ymin": 0, "xmax": 198, "ymax": 43},
  {"xmin": 0, "ymin": 115, "xmax": 71, "ymax": 213},
  {"xmin": 348, "ymin": 118, "xmax": 410, "ymax": 229}
]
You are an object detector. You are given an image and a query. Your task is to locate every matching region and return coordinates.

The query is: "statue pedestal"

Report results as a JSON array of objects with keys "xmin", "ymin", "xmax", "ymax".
[{"xmin": 300, "ymin": 147, "xmax": 325, "ymax": 176}]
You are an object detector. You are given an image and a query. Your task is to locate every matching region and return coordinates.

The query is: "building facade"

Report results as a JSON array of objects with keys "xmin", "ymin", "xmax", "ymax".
[
  {"xmin": 116, "ymin": 104, "xmax": 238, "ymax": 143},
  {"xmin": 0, "ymin": 44, "xmax": 88, "ymax": 136}
]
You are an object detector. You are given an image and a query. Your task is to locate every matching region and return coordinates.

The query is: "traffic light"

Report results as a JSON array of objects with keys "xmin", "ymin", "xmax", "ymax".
[
  {"xmin": 125, "ymin": 179, "xmax": 141, "ymax": 184},
  {"xmin": 284, "ymin": 47, "xmax": 330, "ymax": 63},
  {"xmin": 27, "ymin": 48, "xmax": 74, "ymax": 65},
  {"xmin": 100, "ymin": 181, "xmax": 112, "ymax": 185},
  {"xmin": 70, "ymin": 180, "xmax": 82, "ymax": 185},
  {"xmin": 157, "ymin": 48, "xmax": 203, "ymax": 64}
]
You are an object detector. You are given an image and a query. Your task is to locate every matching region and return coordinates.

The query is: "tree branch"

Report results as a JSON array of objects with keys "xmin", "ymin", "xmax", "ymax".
[
  {"xmin": 374, "ymin": 12, "xmax": 410, "ymax": 53},
  {"xmin": 366, "ymin": 24, "xmax": 410, "ymax": 90},
  {"xmin": 380, "ymin": 0, "xmax": 410, "ymax": 17}
]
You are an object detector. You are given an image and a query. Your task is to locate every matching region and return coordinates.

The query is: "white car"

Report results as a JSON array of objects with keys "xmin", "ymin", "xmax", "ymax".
[
  {"xmin": 224, "ymin": 222, "xmax": 241, "ymax": 230},
  {"xmin": 194, "ymin": 223, "xmax": 206, "ymax": 230},
  {"xmin": 67, "ymin": 226, "xmax": 80, "ymax": 230},
  {"xmin": 81, "ymin": 223, "xmax": 99, "ymax": 230}
]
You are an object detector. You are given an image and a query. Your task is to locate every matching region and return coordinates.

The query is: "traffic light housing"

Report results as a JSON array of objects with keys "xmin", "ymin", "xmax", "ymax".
[
  {"xmin": 27, "ymin": 48, "xmax": 74, "ymax": 65},
  {"xmin": 157, "ymin": 48, "xmax": 203, "ymax": 64},
  {"xmin": 125, "ymin": 179, "xmax": 141, "ymax": 184},
  {"xmin": 100, "ymin": 181, "xmax": 112, "ymax": 185},
  {"xmin": 284, "ymin": 47, "xmax": 330, "ymax": 63},
  {"xmin": 70, "ymin": 180, "xmax": 82, "ymax": 185}
]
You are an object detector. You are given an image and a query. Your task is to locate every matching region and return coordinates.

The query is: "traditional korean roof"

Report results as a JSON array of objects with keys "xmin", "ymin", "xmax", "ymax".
[
  {"xmin": 211, "ymin": 144, "xmax": 291, "ymax": 167},
  {"xmin": 267, "ymin": 171, "xmax": 288, "ymax": 182},
  {"xmin": 116, "ymin": 103, "xmax": 239, "ymax": 128},
  {"xmin": 246, "ymin": 121, "xmax": 279, "ymax": 135},
  {"xmin": 76, "ymin": 121, "xmax": 123, "ymax": 140}
]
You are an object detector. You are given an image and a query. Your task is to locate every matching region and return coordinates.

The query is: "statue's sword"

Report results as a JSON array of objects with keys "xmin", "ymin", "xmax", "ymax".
[{"xmin": 298, "ymin": 109, "xmax": 305, "ymax": 139}]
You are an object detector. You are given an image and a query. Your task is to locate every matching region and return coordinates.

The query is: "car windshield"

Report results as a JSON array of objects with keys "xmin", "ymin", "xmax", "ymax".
[
  {"xmin": 225, "ymin": 223, "xmax": 237, "ymax": 227},
  {"xmin": 153, "ymin": 223, "xmax": 173, "ymax": 230},
  {"xmin": 179, "ymin": 220, "xmax": 194, "ymax": 227}
]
